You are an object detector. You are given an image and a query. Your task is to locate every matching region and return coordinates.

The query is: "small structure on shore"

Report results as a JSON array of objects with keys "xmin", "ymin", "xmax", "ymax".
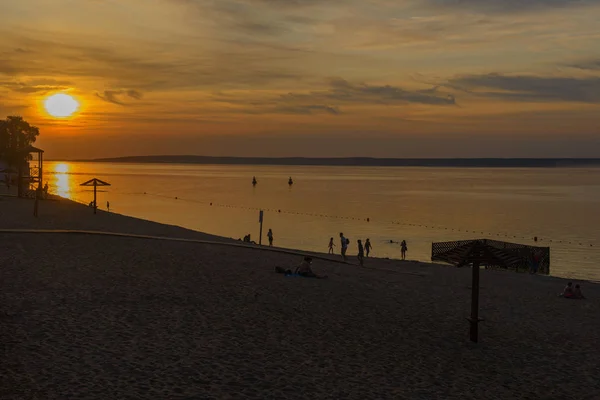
[
  {"xmin": 2, "ymin": 145, "xmax": 45, "ymax": 198},
  {"xmin": 80, "ymin": 178, "xmax": 111, "ymax": 214},
  {"xmin": 432, "ymin": 239, "xmax": 550, "ymax": 274},
  {"xmin": 431, "ymin": 239, "xmax": 550, "ymax": 343}
]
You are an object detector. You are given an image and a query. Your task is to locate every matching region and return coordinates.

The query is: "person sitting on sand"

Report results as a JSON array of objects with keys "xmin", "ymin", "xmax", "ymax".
[
  {"xmin": 573, "ymin": 284, "xmax": 585, "ymax": 299},
  {"xmin": 295, "ymin": 257, "xmax": 327, "ymax": 278},
  {"xmin": 559, "ymin": 282, "xmax": 574, "ymax": 298},
  {"xmin": 275, "ymin": 257, "xmax": 327, "ymax": 278}
]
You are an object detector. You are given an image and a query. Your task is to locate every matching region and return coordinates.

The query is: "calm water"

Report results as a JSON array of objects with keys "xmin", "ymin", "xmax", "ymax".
[{"xmin": 45, "ymin": 162, "xmax": 600, "ymax": 281}]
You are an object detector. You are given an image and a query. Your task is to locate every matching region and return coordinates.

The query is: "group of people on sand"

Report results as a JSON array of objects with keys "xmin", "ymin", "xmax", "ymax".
[
  {"xmin": 328, "ymin": 234, "xmax": 408, "ymax": 264},
  {"xmin": 239, "ymin": 229, "xmax": 275, "ymax": 246},
  {"xmin": 328, "ymin": 233, "xmax": 373, "ymax": 266},
  {"xmin": 559, "ymin": 282, "xmax": 585, "ymax": 299}
]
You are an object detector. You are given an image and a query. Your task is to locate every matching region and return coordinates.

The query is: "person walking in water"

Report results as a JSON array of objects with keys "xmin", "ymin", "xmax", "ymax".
[
  {"xmin": 328, "ymin": 237, "xmax": 335, "ymax": 254},
  {"xmin": 267, "ymin": 229, "xmax": 274, "ymax": 246},
  {"xmin": 107, "ymin": 201, "xmax": 110, "ymax": 212},
  {"xmin": 401, "ymin": 240, "xmax": 408, "ymax": 260},
  {"xmin": 340, "ymin": 232, "xmax": 348, "ymax": 261},
  {"xmin": 365, "ymin": 238, "xmax": 372, "ymax": 257},
  {"xmin": 357, "ymin": 239, "xmax": 365, "ymax": 266}
]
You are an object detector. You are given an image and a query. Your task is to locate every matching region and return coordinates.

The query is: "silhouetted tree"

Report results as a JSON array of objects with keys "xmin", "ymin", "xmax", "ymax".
[{"xmin": 0, "ymin": 116, "xmax": 40, "ymax": 196}]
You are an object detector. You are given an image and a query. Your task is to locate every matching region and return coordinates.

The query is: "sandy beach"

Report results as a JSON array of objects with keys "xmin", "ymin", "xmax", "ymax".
[{"xmin": 1, "ymin": 196, "xmax": 599, "ymax": 399}]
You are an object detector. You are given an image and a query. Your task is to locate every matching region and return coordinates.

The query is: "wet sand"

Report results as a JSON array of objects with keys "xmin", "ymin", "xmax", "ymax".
[{"xmin": 1, "ymin": 196, "xmax": 599, "ymax": 399}]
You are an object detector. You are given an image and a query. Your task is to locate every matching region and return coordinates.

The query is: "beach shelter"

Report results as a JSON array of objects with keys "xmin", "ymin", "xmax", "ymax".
[
  {"xmin": 431, "ymin": 239, "xmax": 550, "ymax": 343},
  {"xmin": 80, "ymin": 178, "xmax": 111, "ymax": 214}
]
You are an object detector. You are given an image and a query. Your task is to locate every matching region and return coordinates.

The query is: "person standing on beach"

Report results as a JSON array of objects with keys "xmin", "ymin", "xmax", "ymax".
[
  {"xmin": 357, "ymin": 239, "xmax": 365, "ymax": 266},
  {"xmin": 340, "ymin": 232, "xmax": 348, "ymax": 261},
  {"xmin": 267, "ymin": 229, "xmax": 274, "ymax": 246},
  {"xmin": 401, "ymin": 240, "xmax": 408, "ymax": 260},
  {"xmin": 328, "ymin": 237, "xmax": 335, "ymax": 254},
  {"xmin": 365, "ymin": 238, "xmax": 372, "ymax": 257}
]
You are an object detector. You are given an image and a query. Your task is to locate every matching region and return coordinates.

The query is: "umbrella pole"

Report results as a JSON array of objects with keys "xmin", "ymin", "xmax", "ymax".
[{"xmin": 470, "ymin": 260, "xmax": 480, "ymax": 342}]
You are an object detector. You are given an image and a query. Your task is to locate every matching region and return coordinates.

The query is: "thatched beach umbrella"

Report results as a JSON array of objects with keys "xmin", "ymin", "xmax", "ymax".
[
  {"xmin": 80, "ymin": 178, "xmax": 111, "ymax": 214},
  {"xmin": 432, "ymin": 239, "xmax": 550, "ymax": 343}
]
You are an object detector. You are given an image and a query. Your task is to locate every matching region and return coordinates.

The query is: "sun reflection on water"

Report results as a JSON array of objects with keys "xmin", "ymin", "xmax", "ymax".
[{"xmin": 52, "ymin": 163, "xmax": 73, "ymax": 199}]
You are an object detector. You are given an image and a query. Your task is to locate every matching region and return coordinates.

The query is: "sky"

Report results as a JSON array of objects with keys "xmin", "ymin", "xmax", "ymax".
[{"xmin": 1, "ymin": 0, "xmax": 600, "ymax": 159}]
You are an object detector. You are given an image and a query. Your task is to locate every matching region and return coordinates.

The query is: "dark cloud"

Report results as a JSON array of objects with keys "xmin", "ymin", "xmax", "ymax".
[
  {"xmin": 447, "ymin": 73, "xmax": 600, "ymax": 103},
  {"xmin": 569, "ymin": 59, "xmax": 600, "ymax": 70},
  {"xmin": 126, "ymin": 89, "xmax": 143, "ymax": 100},
  {"xmin": 213, "ymin": 78, "xmax": 455, "ymax": 115},
  {"xmin": 427, "ymin": 0, "xmax": 597, "ymax": 13},
  {"xmin": 322, "ymin": 78, "xmax": 456, "ymax": 106},
  {"xmin": 272, "ymin": 104, "xmax": 341, "ymax": 115},
  {"xmin": 0, "ymin": 79, "xmax": 71, "ymax": 94},
  {"xmin": 0, "ymin": 32, "xmax": 306, "ymax": 91},
  {"xmin": 96, "ymin": 89, "xmax": 143, "ymax": 105}
]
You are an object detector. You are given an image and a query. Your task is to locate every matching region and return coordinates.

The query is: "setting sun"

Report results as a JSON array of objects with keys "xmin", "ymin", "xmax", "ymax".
[{"xmin": 44, "ymin": 94, "xmax": 79, "ymax": 118}]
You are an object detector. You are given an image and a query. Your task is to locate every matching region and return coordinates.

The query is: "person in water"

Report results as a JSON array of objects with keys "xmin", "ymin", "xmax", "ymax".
[
  {"xmin": 328, "ymin": 237, "xmax": 335, "ymax": 254},
  {"xmin": 365, "ymin": 238, "xmax": 372, "ymax": 257},
  {"xmin": 357, "ymin": 239, "xmax": 364, "ymax": 267},
  {"xmin": 252, "ymin": 176, "xmax": 257, "ymax": 185},
  {"xmin": 267, "ymin": 229, "xmax": 274, "ymax": 246},
  {"xmin": 401, "ymin": 240, "xmax": 408, "ymax": 260}
]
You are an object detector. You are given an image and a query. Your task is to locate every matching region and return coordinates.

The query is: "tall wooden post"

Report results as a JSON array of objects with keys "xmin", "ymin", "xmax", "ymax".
[
  {"xmin": 258, "ymin": 210, "xmax": 264, "ymax": 245},
  {"xmin": 470, "ymin": 259, "xmax": 480, "ymax": 343},
  {"xmin": 33, "ymin": 188, "xmax": 39, "ymax": 217},
  {"xmin": 93, "ymin": 181, "xmax": 97, "ymax": 214}
]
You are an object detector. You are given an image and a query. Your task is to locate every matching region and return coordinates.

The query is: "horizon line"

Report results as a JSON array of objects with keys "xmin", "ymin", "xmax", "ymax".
[{"xmin": 45, "ymin": 155, "xmax": 600, "ymax": 168}]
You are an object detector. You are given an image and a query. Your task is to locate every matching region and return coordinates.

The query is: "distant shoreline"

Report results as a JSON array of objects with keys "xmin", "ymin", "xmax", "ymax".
[{"xmin": 59, "ymin": 156, "xmax": 600, "ymax": 168}]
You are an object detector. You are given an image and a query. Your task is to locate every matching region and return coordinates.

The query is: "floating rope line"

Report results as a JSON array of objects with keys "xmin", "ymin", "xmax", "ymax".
[{"xmin": 67, "ymin": 188, "xmax": 597, "ymax": 249}]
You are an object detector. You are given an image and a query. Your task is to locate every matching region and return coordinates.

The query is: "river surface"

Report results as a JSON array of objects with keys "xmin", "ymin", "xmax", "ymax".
[{"xmin": 43, "ymin": 162, "xmax": 600, "ymax": 281}]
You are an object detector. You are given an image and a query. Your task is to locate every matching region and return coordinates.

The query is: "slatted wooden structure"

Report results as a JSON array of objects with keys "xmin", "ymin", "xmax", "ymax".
[
  {"xmin": 431, "ymin": 239, "xmax": 550, "ymax": 342},
  {"xmin": 432, "ymin": 239, "xmax": 550, "ymax": 275}
]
